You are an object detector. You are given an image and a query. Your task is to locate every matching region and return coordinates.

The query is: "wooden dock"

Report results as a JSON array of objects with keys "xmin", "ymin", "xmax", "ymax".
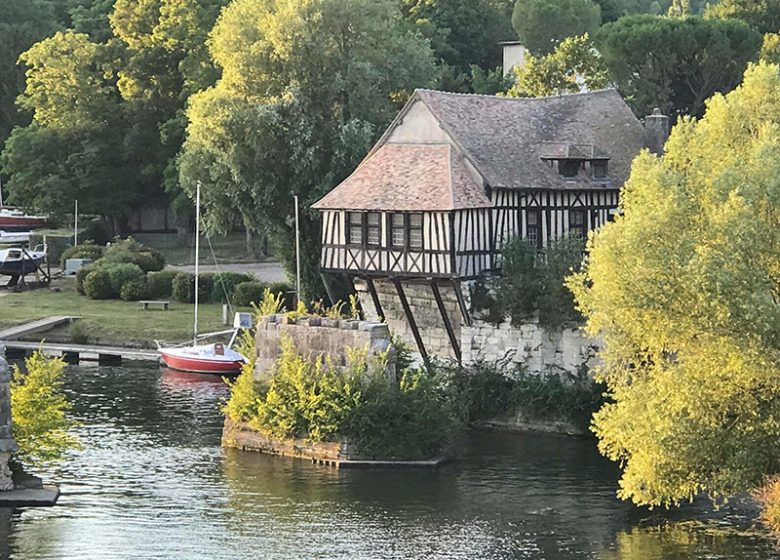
[
  {"xmin": 0, "ymin": 340, "xmax": 159, "ymax": 364},
  {"xmin": 0, "ymin": 316, "xmax": 77, "ymax": 341}
]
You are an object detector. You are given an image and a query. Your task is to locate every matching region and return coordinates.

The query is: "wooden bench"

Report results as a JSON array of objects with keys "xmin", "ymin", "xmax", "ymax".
[{"xmin": 138, "ymin": 300, "xmax": 170, "ymax": 311}]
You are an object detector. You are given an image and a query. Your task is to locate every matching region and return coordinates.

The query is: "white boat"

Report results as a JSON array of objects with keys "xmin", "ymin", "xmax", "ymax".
[
  {"xmin": 157, "ymin": 182, "xmax": 248, "ymax": 374},
  {"xmin": 0, "ymin": 230, "xmax": 32, "ymax": 244}
]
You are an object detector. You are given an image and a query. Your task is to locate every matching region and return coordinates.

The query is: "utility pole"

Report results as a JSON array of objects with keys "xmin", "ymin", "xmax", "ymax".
[{"xmin": 74, "ymin": 200, "xmax": 78, "ymax": 246}]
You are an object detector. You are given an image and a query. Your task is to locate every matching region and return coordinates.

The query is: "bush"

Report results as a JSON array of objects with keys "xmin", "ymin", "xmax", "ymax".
[
  {"xmin": 120, "ymin": 279, "xmax": 149, "ymax": 301},
  {"xmin": 509, "ymin": 374, "xmax": 605, "ymax": 431},
  {"xmin": 211, "ymin": 272, "xmax": 255, "ymax": 303},
  {"xmin": 498, "ymin": 235, "xmax": 585, "ymax": 329},
  {"xmin": 102, "ymin": 262, "xmax": 145, "ymax": 295},
  {"xmin": 146, "ymin": 270, "xmax": 178, "ymax": 299},
  {"xmin": 102, "ymin": 237, "xmax": 165, "ymax": 272},
  {"xmin": 441, "ymin": 358, "xmax": 519, "ymax": 423},
  {"xmin": 75, "ymin": 265, "xmax": 94, "ymax": 295},
  {"xmin": 234, "ymin": 281, "xmax": 268, "ymax": 307},
  {"xmin": 80, "ymin": 218, "xmax": 112, "ymax": 245},
  {"xmin": 171, "ymin": 272, "xmax": 215, "ymax": 303},
  {"xmin": 267, "ymin": 281, "xmax": 294, "ymax": 309},
  {"xmin": 60, "ymin": 242, "xmax": 104, "ymax": 269},
  {"xmin": 83, "ymin": 269, "xmax": 114, "ymax": 300}
]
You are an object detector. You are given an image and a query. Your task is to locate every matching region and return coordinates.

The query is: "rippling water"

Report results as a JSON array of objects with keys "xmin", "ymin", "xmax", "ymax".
[{"xmin": 1, "ymin": 363, "xmax": 778, "ymax": 559}]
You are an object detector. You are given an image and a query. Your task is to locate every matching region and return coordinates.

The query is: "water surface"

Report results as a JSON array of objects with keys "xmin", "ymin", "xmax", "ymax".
[{"xmin": 3, "ymin": 363, "xmax": 777, "ymax": 559}]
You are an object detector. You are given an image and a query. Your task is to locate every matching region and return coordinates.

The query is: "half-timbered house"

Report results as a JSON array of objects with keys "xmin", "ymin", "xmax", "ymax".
[{"xmin": 312, "ymin": 88, "xmax": 667, "ymax": 364}]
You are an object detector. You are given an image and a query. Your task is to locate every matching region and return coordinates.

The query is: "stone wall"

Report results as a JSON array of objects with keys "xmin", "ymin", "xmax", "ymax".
[
  {"xmin": 254, "ymin": 315, "xmax": 395, "ymax": 378},
  {"xmin": 355, "ymin": 278, "xmax": 599, "ymax": 376},
  {"xmin": 0, "ymin": 355, "xmax": 17, "ymax": 491}
]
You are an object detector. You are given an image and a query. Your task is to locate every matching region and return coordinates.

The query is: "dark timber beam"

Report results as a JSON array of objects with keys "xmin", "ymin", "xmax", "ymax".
[
  {"xmin": 392, "ymin": 277, "xmax": 430, "ymax": 371},
  {"xmin": 430, "ymin": 279, "xmax": 461, "ymax": 363},
  {"xmin": 452, "ymin": 278, "xmax": 472, "ymax": 327},
  {"xmin": 320, "ymin": 272, "xmax": 338, "ymax": 306},
  {"xmin": 365, "ymin": 277, "xmax": 385, "ymax": 322}
]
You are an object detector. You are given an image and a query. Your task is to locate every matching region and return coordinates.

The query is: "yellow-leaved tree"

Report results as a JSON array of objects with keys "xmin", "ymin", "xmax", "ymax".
[{"xmin": 569, "ymin": 63, "xmax": 780, "ymax": 509}]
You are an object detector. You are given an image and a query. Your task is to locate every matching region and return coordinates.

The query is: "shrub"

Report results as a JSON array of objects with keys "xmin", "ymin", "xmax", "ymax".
[
  {"xmin": 68, "ymin": 321, "xmax": 89, "ymax": 344},
  {"xmin": 146, "ymin": 270, "xmax": 178, "ymax": 299},
  {"xmin": 755, "ymin": 476, "xmax": 780, "ymax": 536},
  {"xmin": 234, "ymin": 281, "xmax": 268, "ymax": 307},
  {"xmin": 211, "ymin": 272, "xmax": 255, "ymax": 303},
  {"xmin": 509, "ymin": 373, "xmax": 605, "ymax": 431},
  {"xmin": 102, "ymin": 237, "xmax": 165, "ymax": 272},
  {"xmin": 267, "ymin": 282, "xmax": 294, "ymax": 309},
  {"xmin": 102, "ymin": 262, "xmax": 145, "ymax": 295},
  {"xmin": 80, "ymin": 218, "xmax": 112, "ymax": 245},
  {"xmin": 171, "ymin": 272, "xmax": 215, "ymax": 303},
  {"xmin": 75, "ymin": 265, "xmax": 94, "ymax": 295},
  {"xmin": 440, "ymin": 358, "xmax": 519, "ymax": 423},
  {"xmin": 82, "ymin": 269, "xmax": 114, "ymax": 299},
  {"xmin": 60, "ymin": 242, "xmax": 104, "ymax": 268},
  {"xmin": 120, "ymin": 279, "xmax": 149, "ymax": 301}
]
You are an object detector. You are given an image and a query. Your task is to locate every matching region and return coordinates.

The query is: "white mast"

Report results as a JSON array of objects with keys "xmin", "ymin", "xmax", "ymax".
[
  {"xmin": 294, "ymin": 194, "xmax": 301, "ymax": 304},
  {"xmin": 193, "ymin": 181, "xmax": 201, "ymax": 346}
]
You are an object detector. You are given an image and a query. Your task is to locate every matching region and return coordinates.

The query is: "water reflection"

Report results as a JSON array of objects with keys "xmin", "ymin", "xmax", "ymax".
[{"xmin": 3, "ymin": 363, "xmax": 778, "ymax": 559}]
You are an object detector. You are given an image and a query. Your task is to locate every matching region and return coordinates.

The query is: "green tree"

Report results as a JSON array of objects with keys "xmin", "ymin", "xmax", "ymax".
[
  {"xmin": 10, "ymin": 351, "xmax": 80, "ymax": 466},
  {"xmin": 706, "ymin": 0, "xmax": 780, "ymax": 34},
  {"xmin": 511, "ymin": 0, "xmax": 602, "ymax": 55},
  {"xmin": 180, "ymin": 0, "xmax": 436, "ymax": 300},
  {"xmin": 506, "ymin": 34, "xmax": 610, "ymax": 97},
  {"xmin": 400, "ymin": 0, "xmax": 514, "ymax": 90},
  {"xmin": 568, "ymin": 63, "xmax": 780, "ymax": 507},
  {"xmin": 0, "ymin": 0, "xmax": 59, "ymax": 153},
  {"xmin": 596, "ymin": 15, "xmax": 762, "ymax": 117}
]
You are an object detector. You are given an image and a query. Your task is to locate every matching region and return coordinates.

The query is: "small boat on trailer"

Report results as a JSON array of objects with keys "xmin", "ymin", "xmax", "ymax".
[
  {"xmin": 0, "ymin": 230, "xmax": 33, "ymax": 245},
  {"xmin": 0, "ymin": 247, "xmax": 46, "ymax": 287},
  {"xmin": 0, "ymin": 208, "xmax": 47, "ymax": 232}
]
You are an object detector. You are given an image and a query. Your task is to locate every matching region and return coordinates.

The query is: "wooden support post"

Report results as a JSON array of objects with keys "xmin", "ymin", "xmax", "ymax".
[
  {"xmin": 319, "ymin": 272, "xmax": 338, "ymax": 307},
  {"xmin": 452, "ymin": 279, "xmax": 472, "ymax": 327},
  {"xmin": 365, "ymin": 277, "xmax": 385, "ymax": 322},
  {"xmin": 392, "ymin": 278, "xmax": 430, "ymax": 370},
  {"xmin": 61, "ymin": 352, "xmax": 79, "ymax": 365},
  {"xmin": 98, "ymin": 354, "xmax": 122, "ymax": 365},
  {"xmin": 430, "ymin": 280, "xmax": 461, "ymax": 363}
]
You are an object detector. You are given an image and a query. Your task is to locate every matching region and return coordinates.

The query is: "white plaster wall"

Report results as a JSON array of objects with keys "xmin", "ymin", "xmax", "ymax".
[{"xmin": 385, "ymin": 100, "xmax": 451, "ymax": 145}]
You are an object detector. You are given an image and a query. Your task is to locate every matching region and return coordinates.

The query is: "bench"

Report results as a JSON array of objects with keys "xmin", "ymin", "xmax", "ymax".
[{"xmin": 138, "ymin": 300, "xmax": 170, "ymax": 311}]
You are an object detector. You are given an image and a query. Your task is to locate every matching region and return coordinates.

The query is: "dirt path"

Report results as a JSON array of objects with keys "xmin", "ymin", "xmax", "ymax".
[{"xmin": 167, "ymin": 261, "xmax": 287, "ymax": 283}]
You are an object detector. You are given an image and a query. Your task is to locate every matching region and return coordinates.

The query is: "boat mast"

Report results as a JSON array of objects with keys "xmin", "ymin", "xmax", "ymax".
[{"xmin": 193, "ymin": 181, "xmax": 201, "ymax": 346}]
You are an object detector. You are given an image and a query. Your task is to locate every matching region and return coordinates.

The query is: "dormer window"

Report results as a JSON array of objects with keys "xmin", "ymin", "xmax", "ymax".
[
  {"xmin": 592, "ymin": 160, "xmax": 609, "ymax": 180},
  {"xmin": 558, "ymin": 159, "xmax": 580, "ymax": 179}
]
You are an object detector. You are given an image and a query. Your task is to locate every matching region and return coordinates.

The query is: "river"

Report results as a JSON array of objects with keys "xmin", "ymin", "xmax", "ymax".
[{"xmin": 1, "ymin": 363, "xmax": 778, "ymax": 560}]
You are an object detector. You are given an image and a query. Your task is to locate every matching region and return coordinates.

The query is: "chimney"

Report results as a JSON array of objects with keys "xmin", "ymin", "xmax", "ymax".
[
  {"xmin": 500, "ymin": 41, "xmax": 527, "ymax": 76},
  {"xmin": 644, "ymin": 108, "xmax": 669, "ymax": 155}
]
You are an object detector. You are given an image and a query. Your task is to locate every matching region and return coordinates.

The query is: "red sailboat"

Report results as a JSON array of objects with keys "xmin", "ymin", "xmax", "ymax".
[{"xmin": 157, "ymin": 182, "xmax": 248, "ymax": 375}]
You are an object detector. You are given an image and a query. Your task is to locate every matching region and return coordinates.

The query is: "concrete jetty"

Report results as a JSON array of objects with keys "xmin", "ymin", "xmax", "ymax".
[
  {"xmin": 0, "ymin": 316, "xmax": 77, "ymax": 341},
  {"xmin": 1, "ymin": 341, "xmax": 159, "ymax": 363}
]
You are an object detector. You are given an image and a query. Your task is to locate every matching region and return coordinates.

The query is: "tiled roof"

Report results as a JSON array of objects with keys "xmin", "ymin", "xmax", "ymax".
[
  {"xmin": 312, "ymin": 144, "xmax": 492, "ymax": 211},
  {"xmin": 414, "ymin": 88, "xmax": 644, "ymax": 190}
]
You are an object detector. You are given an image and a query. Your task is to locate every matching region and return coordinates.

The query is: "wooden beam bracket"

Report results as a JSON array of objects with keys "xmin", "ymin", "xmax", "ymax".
[
  {"xmin": 392, "ymin": 278, "xmax": 430, "ymax": 371},
  {"xmin": 430, "ymin": 279, "xmax": 461, "ymax": 363}
]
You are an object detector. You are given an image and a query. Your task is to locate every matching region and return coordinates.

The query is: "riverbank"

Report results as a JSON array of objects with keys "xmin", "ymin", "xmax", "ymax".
[{"xmin": 0, "ymin": 280, "xmax": 232, "ymax": 347}]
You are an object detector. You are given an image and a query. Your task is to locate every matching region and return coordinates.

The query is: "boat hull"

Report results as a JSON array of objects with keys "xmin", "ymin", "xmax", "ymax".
[
  {"xmin": 159, "ymin": 350, "xmax": 244, "ymax": 374},
  {"xmin": 0, "ymin": 216, "xmax": 47, "ymax": 232}
]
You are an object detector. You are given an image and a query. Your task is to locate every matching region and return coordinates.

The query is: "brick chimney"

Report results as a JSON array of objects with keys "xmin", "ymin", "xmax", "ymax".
[{"xmin": 644, "ymin": 108, "xmax": 669, "ymax": 155}]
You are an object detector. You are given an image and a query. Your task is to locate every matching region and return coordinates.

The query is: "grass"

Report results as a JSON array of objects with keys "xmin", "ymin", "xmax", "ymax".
[
  {"xmin": 0, "ymin": 280, "xmax": 245, "ymax": 348},
  {"xmin": 134, "ymin": 232, "xmax": 269, "ymax": 266}
]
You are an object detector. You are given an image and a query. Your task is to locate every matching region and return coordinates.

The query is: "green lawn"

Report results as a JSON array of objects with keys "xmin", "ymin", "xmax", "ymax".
[
  {"xmin": 0, "ymin": 281, "xmax": 243, "ymax": 348},
  {"xmin": 134, "ymin": 232, "xmax": 269, "ymax": 266}
]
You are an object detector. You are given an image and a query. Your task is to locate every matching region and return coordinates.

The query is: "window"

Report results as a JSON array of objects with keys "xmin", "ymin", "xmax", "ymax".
[
  {"xmin": 366, "ymin": 212, "xmax": 381, "ymax": 246},
  {"xmin": 347, "ymin": 212, "xmax": 363, "ymax": 245},
  {"xmin": 592, "ymin": 160, "xmax": 608, "ymax": 180},
  {"xmin": 569, "ymin": 209, "xmax": 586, "ymax": 239},
  {"xmin": 390, "ymin": 213, "xmax": 405, "ymax": 248},
  {"xmin": 559, "ymin": 159, "xmax": 580, "ymax": 179},
  {"xmin": 526, "ymin": 210, "xmax": 541, "ymax": 248},
  {"xmin": 409, "ymin": 213, "xmax": 423, "ymax": 250}
]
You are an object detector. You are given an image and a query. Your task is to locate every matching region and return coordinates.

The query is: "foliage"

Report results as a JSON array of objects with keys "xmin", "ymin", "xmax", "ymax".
[
  {"xmin": 325, "ymin": 301, "xmax": 346, "ymax": 320},
  {"xmin": 233, "ymin": 281, "xmax": 268, "ymax": 308},
  {"xmin": 251, "ymin": 288, "xmax": 286, "ymax": 319},
  {"xmin": 441, "ymin": 358, "xmax": 518, "ymax": 422},
  {"xmin": 211, "ymin": 272, "xmax": 254, "ymax": 303},
  {"xmin": 145, "ymin": 269, "xmax": 179, "ymax": 298},
  {"xmin": 75, "ymin": 265, "xmax": 93, "ymax": 295},
  {"xmin": 761, "ymin": 32, "xmax": 780, "ymax": 64},
  {"xmin": 349, "ymin": 294, "xmax": 361, "ymax": 320},
  {"xmin": 119, "ymin": 278, "xmax": 149, "ymax": 301},
  {"xmin": 102, "ymin": 262, "xmax": 145, "ymax": 295},
  {"xmin": 568, "ymin": 63, "xmax": 780, "ymax": 507},
  {"xmin": 179, "ymin": 0, "xmax": 437, "ymax": 301},
  {"xmin": 506, "ymin": 34, "xmax": 610, "ymax": 97},
  {"xmin": 68, "ymin": 320, "xmax": 89, "ymax": 344},
  {"xmin": 511, "ymin": 0, "xmax": 602, "ymax": 55},
  {"xmin": 171, "ymin": 271, "xmax": 214, "ymax": 304},
  {"xmin": 595, "ymin": 15, "xmax": 762, "ymax": 117},
  {"xmin": 60, "ymin": 242, "xmax": 104, "ymax": 269},
  {"xmin": 82, "ymin": 268, "xmax": 114, "ymax": 299},
  {"xmin": 10, "ymin": 351, "xmax": 80, "ymax": 466},
  {"xmin": 284, "ymin": 301, "xmax": 310, "ymax": 321},
  {"xmin": 706, "ymin": 0, "xmax": 780, "ymax": 34},
  {"xmin": 102, "ymin": 238, "xmax": 165, "ymax": 272},
  {"xmin": 497, "ymin": 235, "xmax": 585, "ymax": 329},
  {"xmin": 755, "ymin": 475, "xmax": 780, "ymax": 535}
]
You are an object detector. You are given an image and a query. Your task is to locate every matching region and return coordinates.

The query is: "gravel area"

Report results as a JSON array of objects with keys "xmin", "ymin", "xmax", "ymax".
[{"xmin": 167, "ymin": 261, "xmax": 288, "ymax": 283}]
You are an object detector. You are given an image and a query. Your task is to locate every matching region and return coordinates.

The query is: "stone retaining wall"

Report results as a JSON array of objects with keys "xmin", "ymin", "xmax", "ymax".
[
  {"xmin": 355, "ymin": 278, "xmax": 600, "ymax": 377},
  {"xmin": 222, "ymin": 418, "xmax": 352, "ymax": 460},
  {"xmin": 0, "ymin": 356, "xmax": 16, "ymax": 491},
  {"xmin": 254, "ymin": 315, "xmax": 395, "ymax": 378}
]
